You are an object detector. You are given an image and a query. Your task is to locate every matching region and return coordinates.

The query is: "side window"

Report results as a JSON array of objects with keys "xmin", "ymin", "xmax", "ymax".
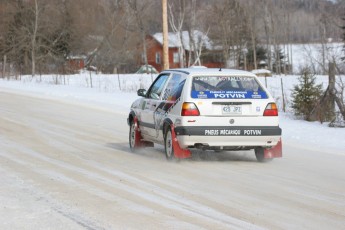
[
  {"xmin": 162, "ymin": 73, "xmax": 187, "ymax": 101},
  {"xmin": 147, "ymin": 74, "xmax": 169, "ymax": 100},
  {"xmin": 241, "ymin": 78, "xmax": 261, "ymax": 91}
]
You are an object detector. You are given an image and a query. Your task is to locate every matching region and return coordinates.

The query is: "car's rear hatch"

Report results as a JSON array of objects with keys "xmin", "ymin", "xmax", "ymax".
[{"xmin": 180, "ymin": 75, "xmax": 279, "ymax": 127}]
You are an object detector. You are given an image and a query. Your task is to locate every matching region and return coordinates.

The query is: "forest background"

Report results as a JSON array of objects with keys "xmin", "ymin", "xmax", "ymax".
[{"xmin": 0, "ymin": 0, "xmax": 344, "ymax": 76}]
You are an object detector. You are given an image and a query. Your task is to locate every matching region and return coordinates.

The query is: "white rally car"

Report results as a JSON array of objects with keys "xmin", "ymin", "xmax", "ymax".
[{"xmin": 127, "ymin": 67, "xmax": 282, "ymax": 162}]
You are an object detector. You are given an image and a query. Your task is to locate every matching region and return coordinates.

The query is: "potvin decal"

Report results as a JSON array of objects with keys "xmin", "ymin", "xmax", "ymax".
[{"xmin": 191, "ymin": 90, "xmax": 267, "ymax": 99}]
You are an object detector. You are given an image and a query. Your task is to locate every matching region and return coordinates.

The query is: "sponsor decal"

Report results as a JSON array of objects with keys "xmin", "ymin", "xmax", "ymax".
[
  {"xmin": 194, "ymin": 76, "xmax": 254, "ymax": 82},
  {"xmin": 204, "ymin": 129, "xmax": 262, "ymax": 136},
  {"xmin": 196, "ymin": 91, "xmax": 208, "ymax": 99},
  {"xmin": 191, "ymin": 90, "xmax": 267, "ymax": 99},
  {"xmin": 244, "ymin": 130, "xmax": 262, "ymax": 135},
  {"xmin": 175, "ymin": 126, "xmax": 281, "ymax": 136}
]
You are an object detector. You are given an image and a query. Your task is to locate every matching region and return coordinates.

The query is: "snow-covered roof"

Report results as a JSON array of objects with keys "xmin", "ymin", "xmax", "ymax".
[
  {"xmin": 152, "ymin": 30, "xmax": 214, "ymax": 51},
  {"xmin": 67, "ymin": 55, "xmax": 87, "ymax": 60},
  {"xmin": 251, "ymin": 69, "xmax": 271, "ymax": 74},
  {"xmin": 251, "ymin": 69, "xmax": 272, "ymax": 77},
  {"xmin": 164, "ymin": 67, "xmax": 257, "ymax": 77}
]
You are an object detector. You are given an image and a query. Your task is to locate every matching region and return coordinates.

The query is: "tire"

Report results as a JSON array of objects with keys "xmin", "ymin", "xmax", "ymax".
[
  {"xmin": 164, "ymin": 126, "xmax": 176, "ymax": 161},
  {"xmin": 129, "ymin": 119, "xmax": 140, "ymax": 152},
  {"xmin": 255, "ymin": 147, "xmax": 273, "ymax": 163}
]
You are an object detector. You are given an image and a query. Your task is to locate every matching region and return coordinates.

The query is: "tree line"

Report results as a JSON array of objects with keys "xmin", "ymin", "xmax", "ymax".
[{"xmin": 0, "ymin": 0, "xmax": 344, "ymax": 76}]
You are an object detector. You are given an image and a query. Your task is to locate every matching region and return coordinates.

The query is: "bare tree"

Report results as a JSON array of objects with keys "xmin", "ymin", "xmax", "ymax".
[
  {"xmin": 30, "ymin": 0, "xmax": 38, "ymax": 76},
  {"xmin": 127, "ymin": 0, "xmax": 155, "ymax": 73},
  {"xmin": 1, "ymin": 0, "xmax": 76, "ymax": 75},
  {"xmin": 210, "ymin": 0, "xmax": 249, "ymax": 68},
  {"xmin": 83, "ymin": 1, "xmax": 137, "ymax": 72},
  {"xmin": 329, "ymin": 63, "xmax": 345, "ymax": 122},
  {"xmin": 168, "ymin": 0, "xmax": 186, "ymax": 68},
  {"xmin": 2, "ymin": 0, "xmax": 344, "ymax": 75},
  {"xmin": 185, "ymin": 0, "xmax": 211, "ymax": 67},
  {"xmin": 167, "ymin": 0, "xmax": 211, "ymax": 67},
  {"xmin": 242, "ymin": 1, "xmax": 259, "ymax": 70}
]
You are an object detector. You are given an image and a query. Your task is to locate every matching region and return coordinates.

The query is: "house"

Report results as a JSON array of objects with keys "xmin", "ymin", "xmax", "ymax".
[
  {"xmin": 66, "ymin": 55, "xmax": 86, "ymax": 71},
  {"xmin": 142, "ymin": 30, "xmax": 223, "ymax": 72}
]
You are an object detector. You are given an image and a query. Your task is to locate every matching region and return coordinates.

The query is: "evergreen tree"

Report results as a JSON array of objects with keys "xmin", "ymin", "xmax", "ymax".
[
  {"xmin": 246, "ymin": 46, "xmax": 267, "ymax": 70},
  {"xmin": 291, "ymin": 67, "xmax": 323, "ymax": 121}
]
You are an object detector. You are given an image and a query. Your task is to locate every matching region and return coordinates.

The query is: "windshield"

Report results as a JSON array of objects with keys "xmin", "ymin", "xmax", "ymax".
[{"xmin": 191, "ymin": 76, "xmax": 267, "ymax": 99}]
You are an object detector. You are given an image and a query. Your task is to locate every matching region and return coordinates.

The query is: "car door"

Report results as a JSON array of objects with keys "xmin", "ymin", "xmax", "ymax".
[
  {"xmin": 153, "ymin": 73, "xmax": 187, "ymax": 139},
  {"xmin": 140, "ymin": 73, "xmax": 170, "ymax": 138}
]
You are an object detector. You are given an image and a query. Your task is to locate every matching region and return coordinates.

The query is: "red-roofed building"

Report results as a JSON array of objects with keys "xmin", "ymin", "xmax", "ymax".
[
  {"xmin": 142, "ymin": 31, "xmax": 223, "ymax": 72},
  {"xmin": 66, "ymin": 55, "xmax": 86, "ymax": 71}
]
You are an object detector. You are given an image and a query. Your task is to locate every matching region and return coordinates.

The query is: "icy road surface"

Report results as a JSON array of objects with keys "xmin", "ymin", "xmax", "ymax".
[{"xmin": 1, "ymin": 91, "xmax": 345, "ymax": 230}]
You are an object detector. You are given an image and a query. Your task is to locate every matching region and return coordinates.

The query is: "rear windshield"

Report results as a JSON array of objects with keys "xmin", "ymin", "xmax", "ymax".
[{"xmin": 191, "ymin": 76, "xmax": 268, "ymax": 99}]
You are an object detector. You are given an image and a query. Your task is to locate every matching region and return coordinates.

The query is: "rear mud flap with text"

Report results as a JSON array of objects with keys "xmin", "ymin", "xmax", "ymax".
[
  {"xmin": 264, "ymin": 138, "xmax": 282, "ymax": 158},
  {"xmin": 170, "ymin": 124, "xmax": 191, "ymax": 159}
]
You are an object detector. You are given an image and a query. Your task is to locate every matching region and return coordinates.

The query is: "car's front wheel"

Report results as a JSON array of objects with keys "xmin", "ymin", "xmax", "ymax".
[
  {"xmin": 255, "ymin": 147, "xmax": 273, "ymax": 163},
  {"xmin": 164, "ymin": 127, "xmax": 176, "ymax": 161}
]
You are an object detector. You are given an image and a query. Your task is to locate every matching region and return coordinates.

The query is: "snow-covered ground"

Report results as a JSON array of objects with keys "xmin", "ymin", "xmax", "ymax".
[
  {"xmin": 1, "ymin": 72, "xmax": 344, "ymax": 155},
  {"xmin": 1, "ymin": 72, "xmax": 345, "ymax": 230}
]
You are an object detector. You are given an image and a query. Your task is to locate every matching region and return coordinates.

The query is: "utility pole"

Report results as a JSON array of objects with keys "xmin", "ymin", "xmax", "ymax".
[{"xmin": 162, "ymin": 0, "xmax": 169, "ymax": 70}]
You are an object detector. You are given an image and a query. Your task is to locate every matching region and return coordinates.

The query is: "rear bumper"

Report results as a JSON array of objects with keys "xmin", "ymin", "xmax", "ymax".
[{"xmin": 174, "ymin": 126, "xmax": 281, "ymax": 149}]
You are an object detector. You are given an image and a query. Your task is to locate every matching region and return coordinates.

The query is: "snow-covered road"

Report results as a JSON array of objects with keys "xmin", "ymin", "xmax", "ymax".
[{"xmin": 1, "ymin": 91, "xmax": 345, "ymax": 230}]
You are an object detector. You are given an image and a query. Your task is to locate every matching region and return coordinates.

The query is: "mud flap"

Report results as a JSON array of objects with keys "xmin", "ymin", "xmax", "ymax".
[
  {"xmin": 133, "ymin": 117, "xmax": 146, "ymax": 148},
  {"xmin": 170, "ymin": 124, "xmax": 192, "ymax": 159},
  {"xmin": 264, "ymin": 138, "xmax": 282, "ymax": 158}
]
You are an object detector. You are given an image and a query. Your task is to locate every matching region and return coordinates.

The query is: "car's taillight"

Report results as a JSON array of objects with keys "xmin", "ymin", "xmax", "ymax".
[
  {"xmin": 181, "ymin": 102, "xmax": 200, "ymax": 116},
  {"xmin": 263, "ymin": 103, "xmax": 278, "ymax": 116}
]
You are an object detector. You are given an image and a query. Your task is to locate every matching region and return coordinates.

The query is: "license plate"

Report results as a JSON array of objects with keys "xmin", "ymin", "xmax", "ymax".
[{"xmin": 222, "ymin": 105, "xmax": 242, "ymax": 114}]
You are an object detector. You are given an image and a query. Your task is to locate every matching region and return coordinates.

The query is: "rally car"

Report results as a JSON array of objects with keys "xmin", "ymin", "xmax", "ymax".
[{"xmin": 127, "ymin": 67, "xmax": 282, "ymax": 162}]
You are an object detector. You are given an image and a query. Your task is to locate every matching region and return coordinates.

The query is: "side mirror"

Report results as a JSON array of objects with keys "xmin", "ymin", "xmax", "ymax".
[{"xmin": 137, "ymin": 89, "xmax": 147, "ymax": 97}]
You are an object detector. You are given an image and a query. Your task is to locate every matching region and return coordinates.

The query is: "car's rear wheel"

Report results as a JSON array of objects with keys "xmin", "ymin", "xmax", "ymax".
[
  {"xmin": 164, "ymin": 127, "xmax": 176, "ymax": 161},
  {"xmin": 255, "ymin": 147, "xmax": 273, "ymax": 163},
  {"xmin": 129, "ymin": 119, "xmax": 141, "ymax": 152}
]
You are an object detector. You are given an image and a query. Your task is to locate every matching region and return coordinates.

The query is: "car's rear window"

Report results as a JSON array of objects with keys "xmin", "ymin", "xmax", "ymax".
[{"xmin": 191, "ymin": 76, "xmax": 268, "ymax": 99}]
